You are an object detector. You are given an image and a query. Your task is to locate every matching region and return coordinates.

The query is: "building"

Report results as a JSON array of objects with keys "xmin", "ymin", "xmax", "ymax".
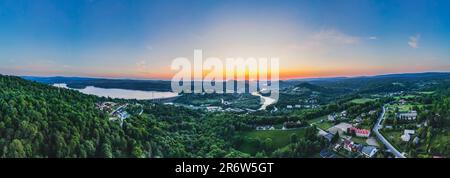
[
  {"xmin": 206, "ymin": 106, "xmax": 222, "ymax": 112},
  {"xmin": 286, "ymin": 105, "xmax": 293, "ymax": 109},
  {"xmin": 341, "ymin": 110, "xmax": 348, "ymax": 117},
  {"xmin": 401, "ymin": 133, "xmax": 411, "ymax": 142},
  {"xmin": 328, "ymin": 122, "xmax": 353, "ymax": 135},
  {"xmin": 333, "ymin": 143, "xmax": 341, "ymax": 151},
  {"xmin": 404, "ymin": 129, "xmax": 415, "ymax": 135},
  {"xmin": 397, "ymin": 111, "xmax": 418, "ymax": 120},
  {"xmin": 256, "ymin": 125, "xmax": 275, "ymax": 130},
  {"xmin": 323, "ymin": 133, "xmax": 334, "ymax": 142},
  {"xmin": 342, "ymin": 139, "xmax": 362, "ymax": 153},
  {"xmin": 353, "ymin": 116, "xmax": 363, "ymax": 123},
  {"xmin": 319, "ymin": 149, "xmax": 336, "ymax": 158},
  {"xmin": 413, "ymin": 137, "xmax": 420, "ymax": 145},
  {"xmin": 361, "ymin": 146, "xmax": 378, "ymax": 158},
  {"xmin": 328, "ymin": 115, "xmax": 336, "ymax": 121},
  {"xmin": 401, "ymin": 129, "xmax": 415, "ymax": 142},
  {"xmin": 348, "ymin": 127, "xmax": 371, "ymax": 138},
  {"xmin": 221, "ymin": 99, "xmax": 232, "ymax": 105},
  {"xmin": 343, "ymin": 139, "xmax": 355, "ymax": 152}
]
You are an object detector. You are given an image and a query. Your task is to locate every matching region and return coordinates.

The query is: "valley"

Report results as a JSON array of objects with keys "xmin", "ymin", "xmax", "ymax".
[{"xmin": 0, "ymin": 72, "xmax": 447, "ymax": 158}]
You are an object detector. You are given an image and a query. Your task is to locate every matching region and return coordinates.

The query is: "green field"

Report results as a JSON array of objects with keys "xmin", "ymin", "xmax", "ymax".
[
  {"xmin": 387, "ymin": 103, "xmax": 419, "ymax": 112},
  {"xmin": 315, "ymin": 122, "xmax": 334, "ymax": 131},
  {"xmin": 351, "ymin": 136, "xmax": 367, "ymax": 145},
  {"xmin": 309, "ymin": 115, "xmax": 334, "ymax": 130},
  {"xmin": 381, "ymin": 130, "xmax": 406, "ymax": 151},
  {"xmin": 394, "ymin": 95, "xmax": 417, "ymax": 100},
  {"xmin": 309, "ymin": 115, "xmax": 327, "ymax": 123},
  {"xmin": 238, "ymin": 128, "xmax": 307, "ymax": 154},
  {"xmin": 350, "ymin": 98, "xmax": 376, "ymax": 104}
]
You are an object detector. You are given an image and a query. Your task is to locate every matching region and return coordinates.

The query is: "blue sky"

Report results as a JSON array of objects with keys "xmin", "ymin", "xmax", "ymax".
[{"xmin": 0, "ymin": 0, "xmax": 450, "ymax": 79}]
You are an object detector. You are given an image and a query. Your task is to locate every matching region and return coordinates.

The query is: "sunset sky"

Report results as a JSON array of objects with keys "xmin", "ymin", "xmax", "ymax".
[{"xmin": 1, "ymin": 0, "xmax": 450, "ymax": 80}]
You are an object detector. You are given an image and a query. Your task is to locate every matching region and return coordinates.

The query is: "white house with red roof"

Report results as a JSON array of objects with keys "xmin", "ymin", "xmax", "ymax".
[{"xmin": 348, "ymin": 127, "xmax": 371, "ymax": 138}]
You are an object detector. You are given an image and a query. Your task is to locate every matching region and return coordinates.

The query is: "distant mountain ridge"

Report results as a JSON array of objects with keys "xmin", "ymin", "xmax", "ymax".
[
  {"xmin": 22, "ymin": 72, "xmax": 450, "ymax": 83},
  {"xmin": 286, "ymin": 72, "xmax": 450, "ymax": 82},
  {"xmin": 20, "ymin": 72, "xmax": 450, "ymax": 92}
]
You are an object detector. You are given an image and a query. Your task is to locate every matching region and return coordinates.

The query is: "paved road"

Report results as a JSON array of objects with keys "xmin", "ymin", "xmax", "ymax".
[{"xmin": 373, "ymin": 106, "xmax": 406, "ymax": 158}]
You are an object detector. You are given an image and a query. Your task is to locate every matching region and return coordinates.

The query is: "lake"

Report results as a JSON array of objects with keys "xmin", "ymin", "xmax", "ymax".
[{"xmin": 53, "ymin": 83, "xmax": 178, "ymax": 100}]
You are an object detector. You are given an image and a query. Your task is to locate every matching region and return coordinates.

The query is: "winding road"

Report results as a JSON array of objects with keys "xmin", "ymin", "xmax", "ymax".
[{"xmin": 373, "ymin": 106, "xmax": 406, "ymax": 158}]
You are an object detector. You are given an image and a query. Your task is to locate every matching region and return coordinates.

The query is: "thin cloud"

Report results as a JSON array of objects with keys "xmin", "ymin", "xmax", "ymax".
[
  {"xmin": 311, "ymin": 29, "xmax": 360, "ymax": 44},
  {"xmin": 136, "ymin": 60, "xmax": 147, "ymax": 72},
  {"xmin": 368, "ymin": 36, "xmax": 377, "ymax": 40},
  {"xmin": 408, "ymin": 34, "xmax": 420, "ymax": 48},
  {"xmin": 288, "ymin": 29, "xmax": 359, "ymax": 52}
]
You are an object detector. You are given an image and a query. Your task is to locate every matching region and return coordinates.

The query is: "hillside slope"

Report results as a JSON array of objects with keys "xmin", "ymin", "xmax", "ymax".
[{"xmin": 0, "ymin": 75, "xmax": 249, "ymax": 158}]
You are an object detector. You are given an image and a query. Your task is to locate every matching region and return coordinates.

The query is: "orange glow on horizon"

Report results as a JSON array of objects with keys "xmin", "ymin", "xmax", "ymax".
[{"xmin": 60, "ymin": 64, "xmax": 448, "ymax": 81}]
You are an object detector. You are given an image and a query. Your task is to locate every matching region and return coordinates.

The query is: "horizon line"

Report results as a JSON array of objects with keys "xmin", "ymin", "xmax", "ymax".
[{"xmin": 14, "ymin": 70, "xmax": 450, "ymax": 81}]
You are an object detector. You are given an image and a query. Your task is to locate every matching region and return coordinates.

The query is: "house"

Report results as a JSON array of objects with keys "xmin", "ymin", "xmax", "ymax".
[
  {"xmin": 328, "ymin": 115, "xmax": 336, "ymax": 121},
  {"xmin": 353, "ymin": 116, "xmax": 363, "ymax": 123},
  {"xmin": 206, "ymin": 106, "xmax": 222, "ymax": 112},
  {"xmin": 401, "ymin": 133, "xmax": 411, "ymax": 142},
  {"xmin": 225, "ymin": 108, "xmax": 244, "ymax": 112},
  {"xmin": 343, "ymin": 139, "xmax": 354, "ymax": 152},
  {"xmin": 413, "ymin": 137, "xmax": 420, "ymax": 145},
  {"xmin": 319, "ymin": 149, "xmax": 336, "ymax": 158},
  {"xmin": 323, "ymin": 133, "xmax": 334, "ymax": 142},
  {"xmin": 361, "ymin": 146, "xmax": 378, "ymax": 158},
  {"xmin": 221, "ymin": 99, "xmax": 232, "ymax": 105},
  {"xmin": 286, "ymin": 105, "xmax": 293, "ymax": 109},
  {"xmin": 343, "ymin": 139, "xmax": 362, "ymax": 152},
  {"xmin": 333, "ymin": 143, "xmax": 341, "ymax": 151},
  {"xmin": 294, "ymin": 104, "xmax": 302, "ymax": 108},
  {"xmin": 341, "ymin": 110, "xmax": 348, "ymax": 117},
  {"xmin": 397, "ymin": 111, "xmax": 418, "ymax": 120},
  {"xmin": 96, "ymin": 102, "xmax": 117, "ymax": 112},
  {"xmin": 118, "ymin": 112, "xmax": 130, "ymax": 120},
  {"xmin": 256, "ymin": 125, "xmax": 275, "ymax": 130},
  {"xmin": 348, "ymin": 127, "xmax": 371, "ymax": 138},
  {"xmin": 404, "ymin": 129, "xmax": 415, "ymax": 135},
  {"xmin": 401, "ymin": 129, "xmax": 415, "ymax": 142}
]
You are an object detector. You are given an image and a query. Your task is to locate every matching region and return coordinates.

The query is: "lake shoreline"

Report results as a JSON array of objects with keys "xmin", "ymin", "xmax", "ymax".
[{"xmin": 53, "ymin": 83, "xmax": 179, "ymax": 100}]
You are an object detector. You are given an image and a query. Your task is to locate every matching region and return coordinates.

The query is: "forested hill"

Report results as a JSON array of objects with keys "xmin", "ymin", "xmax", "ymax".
[
  {"xmin": 0, "ymin": 75, "xmax": 250, "ymax": 158},
  {"xmin": 0, "ymin": 75, "xmax": 128, "ymax": 157}
]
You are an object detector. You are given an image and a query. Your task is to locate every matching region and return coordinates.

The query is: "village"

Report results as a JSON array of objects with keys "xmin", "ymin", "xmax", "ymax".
[
  {"xmin": 316, "ymin": 92, "xmax": 431, "ymax": 158},
  {"xmin": 95, "ymin": 101, "xmax": 143, "ymax": 126},
  {"xmin": 315, "ymin": 109, "xmax": 380, "ymax": 158}
]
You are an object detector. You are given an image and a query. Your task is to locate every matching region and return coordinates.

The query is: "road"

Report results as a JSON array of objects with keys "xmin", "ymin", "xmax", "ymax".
[{"xmin": 373, "ymin": 106, "xmax": 406, "ymax": 158}]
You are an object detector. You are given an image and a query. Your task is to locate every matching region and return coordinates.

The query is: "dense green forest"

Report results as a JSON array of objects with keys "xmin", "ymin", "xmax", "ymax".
[{"xmin": 0, "ymin": 75, "xmax": 240, "ymax": 157}]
